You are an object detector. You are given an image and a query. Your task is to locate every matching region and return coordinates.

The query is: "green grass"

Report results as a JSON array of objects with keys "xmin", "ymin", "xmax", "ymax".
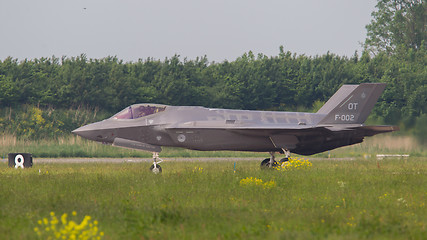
[{"xmin": 0, "ymin": 158, "xmax": 425, "ymax": 239}]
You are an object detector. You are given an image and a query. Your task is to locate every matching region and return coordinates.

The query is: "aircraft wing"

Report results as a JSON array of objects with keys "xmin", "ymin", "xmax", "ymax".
[
  {"xmin": 225, "ymin": 124, "xmax": 398, "ymax": 137},
  {"xmin": 165, "ymin": 121, "xmax": 396, "ymax": 136},
  {"xmin": 165, "ymin": 123, "xmax": 332, "ymax": 150},
  {"xmin": 165, "ymin": 122, "xmax": 333, "ymax": 135},
  {"xmin": 165, "ymin": 123, "xmax": 397, "ymax": 150},
  {"xmin": 226, "ymin": 125, "xmax": 332, "ymax": 136}
]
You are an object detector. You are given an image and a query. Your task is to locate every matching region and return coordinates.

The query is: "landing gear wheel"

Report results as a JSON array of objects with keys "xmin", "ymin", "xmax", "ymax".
[
  {"xmin": 279, "ymin": 158, "xmax": 289, "ymax": 164},
  {"xmin": 260, "ymin": 158, "xmax": 278, "ymax": 169},
  {"xmin": 150, "ymin": 164, "xmax": 162, "ymax": 174}
]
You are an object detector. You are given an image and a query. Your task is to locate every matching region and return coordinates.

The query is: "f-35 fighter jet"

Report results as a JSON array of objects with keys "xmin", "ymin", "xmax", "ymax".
[{"xmin": 73, "ymin": 83, "xmax": 398, "ymax": 173}]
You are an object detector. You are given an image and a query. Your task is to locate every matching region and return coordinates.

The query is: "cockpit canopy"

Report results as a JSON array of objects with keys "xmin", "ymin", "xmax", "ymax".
[{"xmin": 111, "ymin": 104, "xmax": 167, "ymax": 120}]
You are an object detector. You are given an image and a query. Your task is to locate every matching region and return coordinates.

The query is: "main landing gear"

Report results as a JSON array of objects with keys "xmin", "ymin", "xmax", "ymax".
[
  {"xmin": 150, "ymin": 152, "xmax": 163, "ymax": 174},
  {"xmin": 260, "ymin": 149, "xmax": 290, "ymax": 170}
]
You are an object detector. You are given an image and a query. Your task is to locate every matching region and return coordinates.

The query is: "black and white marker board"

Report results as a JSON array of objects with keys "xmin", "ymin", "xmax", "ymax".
[{"xmin": 8, "ymin": 153, "xmax": 33, "ymax": 168}]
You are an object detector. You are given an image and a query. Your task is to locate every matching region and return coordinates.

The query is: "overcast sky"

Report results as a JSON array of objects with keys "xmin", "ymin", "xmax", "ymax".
[{"xmin": 0, "ymin": 0, "xmax": 377, "ymax": 62}]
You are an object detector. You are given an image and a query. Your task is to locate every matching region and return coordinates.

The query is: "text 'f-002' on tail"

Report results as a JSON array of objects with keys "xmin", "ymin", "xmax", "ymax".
[{"xmin": 72, "ymin": 83, "xmax": 398, "ymax": 172}]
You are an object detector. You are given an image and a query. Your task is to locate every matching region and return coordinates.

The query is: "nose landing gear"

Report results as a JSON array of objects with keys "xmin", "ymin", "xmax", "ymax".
[{"xmin": 150, "ymin": 152, "xmax": 163, "ymax": 174}]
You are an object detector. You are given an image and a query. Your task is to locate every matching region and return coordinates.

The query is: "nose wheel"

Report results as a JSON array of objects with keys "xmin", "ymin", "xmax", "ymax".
[
  {"xmin": 150, "ymin": 164, "xmax": 162, "ymax": 173},
  {"xmin": 150, "ymin": 152, "xmax": 163, "ymax": 174}
]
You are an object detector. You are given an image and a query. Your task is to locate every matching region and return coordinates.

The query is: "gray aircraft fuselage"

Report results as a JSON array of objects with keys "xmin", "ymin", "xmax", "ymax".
[{"xmin": 73, "ymin": 83, "xmax": 398, "ymax": 156}]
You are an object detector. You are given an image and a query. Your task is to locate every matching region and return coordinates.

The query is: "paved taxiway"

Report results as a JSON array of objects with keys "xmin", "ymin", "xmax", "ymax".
[{"xmin": 1, "ymin": 157, "xmax": 355, "ymax": 164}]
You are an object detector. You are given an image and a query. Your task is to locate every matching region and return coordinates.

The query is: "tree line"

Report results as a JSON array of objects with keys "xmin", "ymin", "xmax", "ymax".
[{"xmin": 1, "ymin": 46, "xmax": 425, "ymax": 123}]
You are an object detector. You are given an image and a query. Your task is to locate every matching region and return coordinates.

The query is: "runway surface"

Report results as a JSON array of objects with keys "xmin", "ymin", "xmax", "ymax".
[{"xmin": 1, "ymin": 157, "xmax": 355, "ymax": 164}]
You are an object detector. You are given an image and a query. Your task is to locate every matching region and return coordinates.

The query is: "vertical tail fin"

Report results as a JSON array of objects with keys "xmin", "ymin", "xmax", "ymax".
[{"xmin": 317, "ymin": 83, "xmax": 386, "ymax": 125}]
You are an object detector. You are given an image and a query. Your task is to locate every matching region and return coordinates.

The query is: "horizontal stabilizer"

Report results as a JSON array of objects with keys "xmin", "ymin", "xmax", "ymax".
[{"xmin": 352, "ymin": 125, "xmax": 399, "ymax": 136}]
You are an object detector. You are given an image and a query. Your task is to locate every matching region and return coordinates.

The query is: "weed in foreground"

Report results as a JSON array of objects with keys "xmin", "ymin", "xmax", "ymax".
[
  {"xmin": 34, "ymin": 211, "xmax": 104, "ymax": 240},
  {"xmin": 274, "ymin": 157, "xmax": 312, "ymax": 171},
  {"xmin": 239, "ymin": 177, "xmax": 276, "ymax": 189}
]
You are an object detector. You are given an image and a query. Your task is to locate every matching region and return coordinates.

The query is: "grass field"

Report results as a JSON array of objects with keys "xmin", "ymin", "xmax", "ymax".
[{"xmin": 0, "ymin": 158, "xmax": 425, "ymax": 239}]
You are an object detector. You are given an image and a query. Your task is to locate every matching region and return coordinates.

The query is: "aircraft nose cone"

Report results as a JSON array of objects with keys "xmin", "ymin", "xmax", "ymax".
[
  {"xmin": 72, "ymin": 125, "xmax": 96, "ymax": 140},
  {"xmin": 72, "ymin": 121, "xmax": 114, "ymax": 143}
]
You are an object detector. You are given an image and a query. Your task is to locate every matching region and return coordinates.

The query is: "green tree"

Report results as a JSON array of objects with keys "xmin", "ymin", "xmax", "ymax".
[
  {"xmin": 0, "ymin": 75, "xmax": 18, "ymax": 106},
  {"xmin": 364, "ymin": 0, "xmax": 426, "ymax": 55}
]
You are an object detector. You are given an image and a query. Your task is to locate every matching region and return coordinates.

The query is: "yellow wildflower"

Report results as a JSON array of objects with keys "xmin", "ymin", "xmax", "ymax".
[
  {"xmin": 240, "ymin": 177, "xmax": 276, "ymax": 189},
  {"xmin": 275, "ymin": 157, "xmax": 312, "ymax": 171},
  {"xmin": 61, "ymin": 213, "xmax": 68, "ymax": 225},
  {"xmin": 34, "ymin": 211, "xmax": 104, "ymax": 239}
]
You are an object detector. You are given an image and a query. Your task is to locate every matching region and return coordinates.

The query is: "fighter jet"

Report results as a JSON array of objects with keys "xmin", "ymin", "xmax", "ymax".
[{"xmin": 72, "ymin": 83, "xmax": 398, "ymax": 173}]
